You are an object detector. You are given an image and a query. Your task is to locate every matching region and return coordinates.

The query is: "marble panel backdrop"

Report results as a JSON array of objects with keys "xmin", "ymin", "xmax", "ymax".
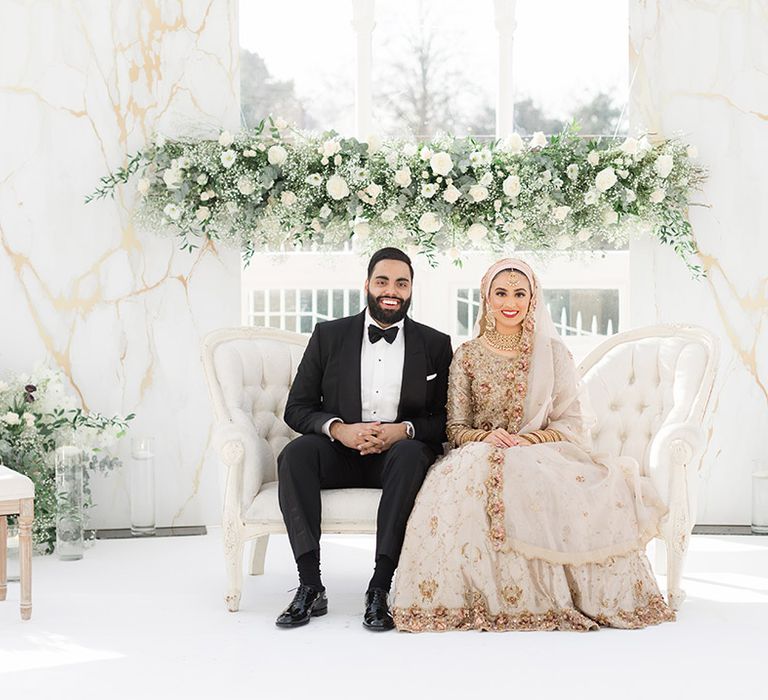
[
  {"xmin": 0, "ymin": 0, "xmax": 241, "ymax": 528},
  {"xmin": 629, "ymin": 0, "xmax": 768, "ymax": 523}
]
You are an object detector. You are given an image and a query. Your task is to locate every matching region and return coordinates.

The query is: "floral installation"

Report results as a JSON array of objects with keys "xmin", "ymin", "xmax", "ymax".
[
  {"xmin": 0, "ymin": 368, "xmax": 134, "ymax": 552},
  {"xmin": 88, "ymin": 117, "xmax": 707, "ymax": 275}
]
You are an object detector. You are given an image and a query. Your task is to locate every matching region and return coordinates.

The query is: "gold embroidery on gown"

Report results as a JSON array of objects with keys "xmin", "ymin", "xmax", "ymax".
[{"xmin": 392, "ymin": 338, "xmax": 676, "ymax": 632}]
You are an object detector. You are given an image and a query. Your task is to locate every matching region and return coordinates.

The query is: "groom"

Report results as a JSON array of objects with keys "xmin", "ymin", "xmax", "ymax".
[{"xmin": 276, "ymin": 247, "xmax": 452, "ymax": 631}]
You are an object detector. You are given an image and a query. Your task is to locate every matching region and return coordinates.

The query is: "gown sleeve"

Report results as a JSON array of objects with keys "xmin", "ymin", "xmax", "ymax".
[{"xmin": 446, "ymin": 344, "xmax": 490, "ymax": 447}]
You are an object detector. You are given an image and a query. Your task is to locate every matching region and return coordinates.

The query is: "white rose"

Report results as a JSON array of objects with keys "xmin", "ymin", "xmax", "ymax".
[
  {"xmin": 502, "ymin": 174, "xmax": 521, "ymax": 198},
  {"xmin": 321, "ymin": 157, "xmax": 329, "ymax": 166},
  {"xmin": 237, "ymin": 176, "xmax": 255, "ymax": 195},
  {"xmin": 137, "ymin": 178, "xmax": 150, "ymax": 194},
  {"xmin": 443, "ymin": 184, "xmax": 461, "ymax": 204},
  {"xmin": 22, "ymin": 412, "xmax": 35, "ymax": 428},
  {"xmin": 420, "ymin": 146, "xmax": 432, "ymax": 161},
  {"xmin": 466, "ymin": 223, "xmax": 488, "ymax": 243},
  {"xmin": 394, "ymin": 167, "xmax": 412, "ymax": 188},
  {"xmin": 381, "ymin": 209, "xmax": 397, "ymax": 223},
  {"xmin": 576, "ymin": 228, "xmax": 592, "ymax": 242},
  {"xmin": 226, "ymin": 202, "xmax": 238, "ymax": 215},
  {"xmin": 468, "ymin": 185, "xmax": 489, "ymax": 202},
  {"xmin": 319, "ymin": 204, "xmax": 332, "ymax": 219},
  {"xmin": 305, "ymin": 173, "xmax": 323, "ymax": 187},
  {"xmin": 310, "ymin": 218, "xmax": 323, "ymax": 232},
  {"xmin": 511, "ymin": 219, "xmax": 526, "ymax": 232},
  {"xmin": 322, "ymin": 139, "xmax": 341, "ymax": 157},
  {"xmin": 650, "ymin": 188, "xmax": 666, "ymax": 203},
  {"xmin": 541, "ymin": 170, "xmax": 552, "ymax": 183},
  {"xmin": 499, "ymin": 133, "xmax": 524, "ymax": 154},
  {"xmin": 267, "ymin": 145, "xmax": 288, "ymax": 166},
  {"xmin": 584, "ymin": 188, "xmax": 599, "ymax": 205},
  {"xmin": 275, "ymin": 117, "xmax": 288, "ymax": 130},
  {"xmin": 429, "ymin": 151, "xmax": 454, "ymax": 176},
  {"xmin": 529, "ymin": 131, "xmax": 547, "ymax": 149},
  {"xmin": 163, "ymin": 168, "xmax": 182, "ymax": 189},
  {"xmin": 617, "ymin": 169, "xmax": 629, "ymax": 179},
  {"xmin": 625, "ymin": 188, "xmax": 637, "ymax": 202},
  {"xmin": 218, "ymin": 130, "xmax": 234, "ymax": 147},
  {"xmin": 603, "ymin": 210, "xmax": 619, "ymax": 225},
  {"xmin": 333, "ymin": 154, "xmax": 342, "ymax": 167},
  {"xmin": 479, "ymin": 172, "xmax": 493, "ymax": 186},
  {"xmin": 402, "ymin": 143, "xmax": 418, "ymax": 157},
  {"xmin": 163, "ymin": 203, "xmax": 182, "ymax": 220},
  {"xmin": 447, "ymin": 247, "xmax": 460, "ymax": 262},
  {"xmin": 619, "ymin": 137, "xmax": 639, "ymax": 157},
  {"xmin": 326, "ymin": 174, "xmax": 350, "ymax": 200},
  {"xmin": 365, "ymin": 134, "xmax": 382, "ymax": 153},
  {"xmin": 195, "ymin": 206, "xmax": 210, "ymax": 222},
  {"xmin": 556, "ymin": 234, "xmax": 572, "ymax": 250},
  {"xmin": 553, "ymin": 206, "xmax": 571, "ymax": 222},
  {"xmin": 654, "ymin": 154, "xmax": 674, "ymax": 178},
  {"xmin": 2, "ymin": 412, "xmax": 20, "ymax": 426},
  {"xmin": 385, "ymin": 152, "xmax": 399, "ymax": 168},
  {"xmin": 281, "ymin": 191, "xmax": 297, "ymax": 206},
  {"xmin": 365, "ymin": 183, "xmax": 382, "ymax": 201},
  {"xmin": 243, "ymin": 149, "xmax": 257, "ymax": 157},
  {"xmin": 566, "ymin": 164, "xmax": 579, "ymax": 181},
  {"xmin": 421, "ymin": 183, "xmax": 438, "ymax": 198},
  {"xmin": 200, "ymin": 190, "xmax": 216, "ymax": 201},
  {"xmin": 196, "ymin": 174, "xmax": 208, "ymax": 185},
  {"xmin": 595, "ymin": 167, "xmax": 617, "ymax": 192},
  {"xmin": 353, "ymin": 221, "xmax": 370, "ymax": 240},
  {"xmin": 418, "ymin": 212, "xmax": 442, "ymax": 233},
  {"xmin": 220, "ymin": 150, "xmax": 236, "ymax": 169},
  {"xmin": 587, "ymin": 150, "xmax": 600, "ymax": 166},
  {"xmin": 686, "ymin": 145, "xmax": 699, "ymax": 159},
  {"xmin": 177, "ymin": 157, "xmax": 191, "ymax": 170},
  {"xmin": 494, "ymin": 199, "xmax": 502, "ymax": 211}
]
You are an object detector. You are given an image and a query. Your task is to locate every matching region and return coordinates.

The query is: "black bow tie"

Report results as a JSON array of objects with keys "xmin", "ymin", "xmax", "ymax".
[{"xmin": 368, "ymin": 324, "xmax": 399, "ymax": 344}]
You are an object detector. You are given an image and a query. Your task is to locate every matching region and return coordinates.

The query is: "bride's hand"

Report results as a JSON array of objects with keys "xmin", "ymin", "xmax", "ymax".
[{"xmin": 482, "ymin": 428, "xmax": 521, "ymax": 448}]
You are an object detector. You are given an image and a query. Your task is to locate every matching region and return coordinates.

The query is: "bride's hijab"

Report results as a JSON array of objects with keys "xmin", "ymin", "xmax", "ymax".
[{"xmin": 475, "ymin": 258, "xmax": 592, "ymax": 445}]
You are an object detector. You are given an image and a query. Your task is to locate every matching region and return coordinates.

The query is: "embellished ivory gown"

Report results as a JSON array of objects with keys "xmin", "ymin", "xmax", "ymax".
[{"xmin": 392, "ymin": 338, "xmax": 676, "ymax": 632}]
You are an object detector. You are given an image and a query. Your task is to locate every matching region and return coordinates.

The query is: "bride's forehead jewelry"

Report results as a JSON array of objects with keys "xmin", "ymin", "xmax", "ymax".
[{"xmin": 507, "ymin": 270, "xmax": 525, "ymax": 289}]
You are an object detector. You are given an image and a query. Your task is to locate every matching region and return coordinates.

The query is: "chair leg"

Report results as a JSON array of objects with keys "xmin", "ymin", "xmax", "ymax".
[
  {"xmin": 0, "ymin": 515, "xmax": 7, "ymax": 602},
  {"xmin": 248, "ymin": 534, "xmax": 270, "ymax": 576},
  {"xmin": 19, "ymin": 499, "xmax": 33, "ymax": 620},
  {"xmin": 223, "ymin": 520, "xmax": 243, "ymax": 612}
]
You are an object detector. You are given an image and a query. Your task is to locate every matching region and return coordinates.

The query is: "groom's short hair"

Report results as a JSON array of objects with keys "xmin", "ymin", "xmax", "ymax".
[{"xmin": 367, "ymin": 247, "xmax": 414, "ymax": 280}]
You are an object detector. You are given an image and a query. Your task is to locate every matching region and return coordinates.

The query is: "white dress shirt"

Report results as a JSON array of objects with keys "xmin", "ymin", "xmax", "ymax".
[{"xmin": 322, "ymin": 310, "xmax": 414, "ymax": 440}]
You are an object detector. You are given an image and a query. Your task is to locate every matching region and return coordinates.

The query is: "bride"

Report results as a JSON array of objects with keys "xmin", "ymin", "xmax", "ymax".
[{"xmin": 392, "ymin": 258, "xmax": 676, "ymax": 631}]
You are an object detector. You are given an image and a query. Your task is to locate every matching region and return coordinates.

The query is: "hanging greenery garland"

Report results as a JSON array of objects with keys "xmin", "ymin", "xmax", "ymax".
[{"xmin": 88, "ymin": 117, "xmax": 706, "ymax": 275}]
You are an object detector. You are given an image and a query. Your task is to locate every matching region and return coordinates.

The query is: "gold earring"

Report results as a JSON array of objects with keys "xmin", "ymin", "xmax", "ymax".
[{"xmin": 485, "ymin": 311, "xmax": 496, "ymax": 333}]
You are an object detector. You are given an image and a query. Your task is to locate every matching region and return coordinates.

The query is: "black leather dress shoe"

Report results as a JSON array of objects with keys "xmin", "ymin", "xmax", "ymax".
[
  {"xmin": 362, "ymin": 587, "xmax": 395, "ymax": 631},
  {"xmin": 275, "ymin": 585, "xmax": 328, "ymax": 628}
]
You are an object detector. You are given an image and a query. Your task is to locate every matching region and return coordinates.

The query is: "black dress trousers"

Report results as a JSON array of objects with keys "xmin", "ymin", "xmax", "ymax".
[{"xmin": 277, "ymin": 433, "xmax": 436, "ymax": 563}]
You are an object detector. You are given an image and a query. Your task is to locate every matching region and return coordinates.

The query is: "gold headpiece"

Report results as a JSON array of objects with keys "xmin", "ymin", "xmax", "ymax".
[{"xmin": 507, "ymin": 271, "xmax": 525, "ymax": 289}]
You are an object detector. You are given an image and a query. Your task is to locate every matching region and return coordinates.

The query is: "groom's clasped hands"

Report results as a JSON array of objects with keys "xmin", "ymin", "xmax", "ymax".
[{"xmin": 329, "ymin": 420, "xmax": 408, "ymax": 455}]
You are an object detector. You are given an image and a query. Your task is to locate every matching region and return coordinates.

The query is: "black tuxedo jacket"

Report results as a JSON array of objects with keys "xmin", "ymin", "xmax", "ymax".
[{"xmin": 284, "ymin": 311, "xmax": 453, "ymax": 455}]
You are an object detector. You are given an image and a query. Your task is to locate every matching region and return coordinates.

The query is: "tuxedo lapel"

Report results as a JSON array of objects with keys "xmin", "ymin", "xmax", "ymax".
[
  {"xmin": 398, "ymin": 317, "xmax": 426, "ymax": 420},
  {"xmin": 337, "ymin": 311, "xmax": 364, "ymax": 422}
]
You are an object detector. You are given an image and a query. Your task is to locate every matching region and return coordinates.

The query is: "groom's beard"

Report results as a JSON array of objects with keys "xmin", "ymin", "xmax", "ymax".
[{"xmin": 367, "ymin": 291, "xmax": 411, "ymax": 326}]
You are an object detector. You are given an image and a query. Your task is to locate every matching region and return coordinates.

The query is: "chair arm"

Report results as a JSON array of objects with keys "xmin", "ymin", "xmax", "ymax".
[
  {"xmin": 647, "ymin": 421, "xmax": 706, "ymax": 516},
  {"xmin": 213, "ymin": 422, "xmax": 269, "ymax": 519}
]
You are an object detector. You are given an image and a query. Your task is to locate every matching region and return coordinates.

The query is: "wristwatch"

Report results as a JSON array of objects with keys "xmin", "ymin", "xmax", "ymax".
[{"xmin": 404, "ymin": 422, "xmax": 415, "ymax": 440}]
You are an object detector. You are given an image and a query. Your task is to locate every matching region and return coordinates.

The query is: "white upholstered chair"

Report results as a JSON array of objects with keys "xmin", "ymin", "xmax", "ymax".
[
  {"xmin": 204, "ymin": 324, "xmax": 717, "ymax": 612},
  {"xmin": 0, "ymin": 464, "xmax": 34, "ymax": 620},
  {"xmin": 577, "ymin": 324, "xmax": 718, "ymax": 610}
]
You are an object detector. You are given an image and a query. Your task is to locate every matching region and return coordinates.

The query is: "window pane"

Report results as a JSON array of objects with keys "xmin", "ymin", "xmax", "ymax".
[
  {"xmin": 300, "ymin": 290, "xmax": 313, "ymax": 313},
  {"xmin": 284, "ymin": 316, "xmax": 297, "ymax": 332},
  {"xmin": 373, "ymin": 0, "xmax": 495, "ymax": 139},
  {"xmin": 284, "ymin": 290, "xmax": 296, "ymax": 313},
  {"xmin": 332, "ymin": 289, "xmax": 344, "ymax": 317},
  {"xmin": 269, "ymin": 289, "xmax": 281, "ymax": 313},
  {"xmin": 316, "ymin": 290, "xmax": 328, "ymax": 317},
  {"xmin": 457, "ymin": 298, "xmax": 469, "ymax": 337},
  {"xmin": 350, "ymin": 289, "xmax": 361, "ymax": 314},
  {"xmin": 239, "ymin": 0, "xmax": 354, "ymax": 133},
  {"xmin": 513, "ymin": 0, "xmax": 628, "ymax": 136},
  {"xmin": 300, "ymin": 316, "xmax": 314, "ymax": 334},
  {"xmin": 268, "ymin": 315, "xmax": 281, "ymax": 329},
  {"xmin": 252, "ymin": 290, "xmax": 265, "ymax": 313}
]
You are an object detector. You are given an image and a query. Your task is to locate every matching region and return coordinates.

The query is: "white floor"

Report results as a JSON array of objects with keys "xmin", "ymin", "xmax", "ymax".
[{"xmin": 1, "ymin": 529, "xmax": 767, "ymax": 700}]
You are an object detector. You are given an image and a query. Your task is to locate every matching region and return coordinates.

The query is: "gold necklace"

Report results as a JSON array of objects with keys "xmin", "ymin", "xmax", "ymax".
[{"xmin": 484, "ymin": 328, "xmax": 523, "ymax": 352}]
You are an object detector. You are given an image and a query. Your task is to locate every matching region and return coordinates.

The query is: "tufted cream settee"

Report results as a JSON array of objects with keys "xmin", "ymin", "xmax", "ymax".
[{"xmin": 203, "ymin": 324, "xmax": 717, "ymax": 612}]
